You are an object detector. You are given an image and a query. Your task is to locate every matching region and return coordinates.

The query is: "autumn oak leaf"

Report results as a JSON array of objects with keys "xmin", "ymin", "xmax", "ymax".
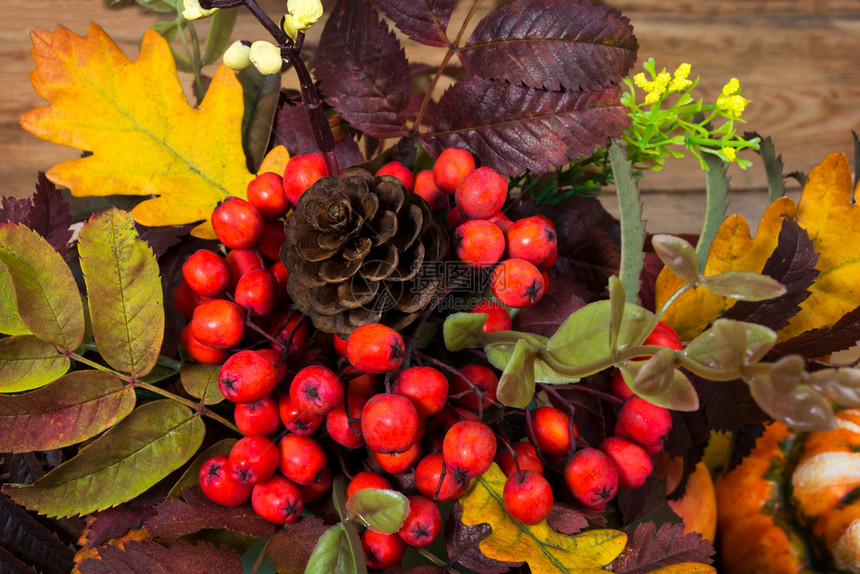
[{"xmin": 19, "ymin": 24, "xmax": 287, "ymax": 239}]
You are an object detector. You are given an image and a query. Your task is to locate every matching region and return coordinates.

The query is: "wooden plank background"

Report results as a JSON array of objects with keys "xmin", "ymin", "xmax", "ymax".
[{"xmin": 2, "ymin": 0, "xmax": 859, "ymax": 234}]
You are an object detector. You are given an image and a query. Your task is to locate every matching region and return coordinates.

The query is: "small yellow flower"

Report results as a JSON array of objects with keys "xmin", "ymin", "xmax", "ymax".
[
  {"xmin": 634, "ymin": 73, "xmax": 650, "ymax": 90},
  {"xmin": 722, "ymin": 147, "xmax": 737, "ymax": 162},
  {"xmin": 668, "ymin": 63, "xmax": 692, "ymax": 92},
  {"xmin": 717, "ymin": 94, "xmax": 748, "ymax": 117},
  {"xmin": 182, "ymin": 0, "xmax": 217, "ymax": 20},
  {"xmin": 722, "ymin": 78, "xmax": 740, "ymax": 96},
  {"xmin": 283, "ymin": 0, "xmax": 324, "ymax": 40}
]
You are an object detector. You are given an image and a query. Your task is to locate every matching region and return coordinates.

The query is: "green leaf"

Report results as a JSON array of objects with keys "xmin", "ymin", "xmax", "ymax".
[
  {"xmin": 0, "ymin": 370, "xmax": 135, "ymax": 452},
  {"xmin": 652, "ymin": 235, "xmax": 699, "ymax": 284},
  {"xmin": 304, "ymin": 524, "xmax": 356, "ymax": 574},
  {"xmin": 620, "ymin": 356, "xmax": 699, "ymax": 411},
  {"xmin": 496, "ymin": 339, "xmax": 536, "ymax": 408},
  {"xmin": 443, "ymin": 312, "xmax": 487, "ymax": 351},
  {"xmin": 0, "ymin": 264, "xmax": 30, "ymax": 335},
  {"xmin": 809, "ymin": 367, "xmax": 860, "ymax": 408},
  {"xmin": 608, "ymin": 276, "xmax": 625, "ymax": 354},
  {"xmin": 697, "ymin": 153, "xmax": 730, "ymax": 272},
  {"xmin": 238, "ymin": 66, "xmax": 282, "ymax": 173},
  {"xmin": 747, "ymin": 374, "xmax": 835, "ymax": 432},
  {"xmin": 77, "ymin": 209, "xmax": 165, "ymax": 378},
  {"xmin": 0, "ymin": 335, "xmax": 69, "ymax": 392},
  {"xmin": 202, "ymin": 8, "xmax": 238, "ymax": 66},
  {"xmin": 3, "ymin": 400, "xmax": 204, "ymax": 518},
  {"xmin": 485, "ymin": 338, "xmax": 571, "ymax": 384},
  {"xmin": 547, "ymin": 300, "xmax": 654, "ymax": 376},
  {"xmin": 699, "ymin": 270, "xmax": 786, "ymax": 302},
  {"xmin": 609, "ymin": 140, "xmax": 646, "ymax": 303},
  {"xmin": 682, "ymin": 319, "xmax": 777, "ymax": 370},
  {"xmin": 345, "ymin": 488, "xmax": 409, "ymax": 534},
  {"xmin": 0, "ymin": 224, "xmax": 84, "ymax": 351},
  {"xmin": 168, "ymin": 437, "xmax": 237, "ymax": 498},
  {"xmin": 180, "ymin": 363, "xmax": 224, "ymax": 404},
  {"xmin": 330, "ymin": 475, "xmax": 367, "ymax": 574}
]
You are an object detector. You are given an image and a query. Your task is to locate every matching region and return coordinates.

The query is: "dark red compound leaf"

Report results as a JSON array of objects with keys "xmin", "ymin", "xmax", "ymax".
[
  {"xmin": 135, "ymin": 223, "xmax": 195, "ymax": 260},
  {"xmin": 773, "ymin": 304, "xmax": 860, "ymax": 358},
  {"xmin": 83, "ymin": 488, "xmax": 164, "ymax": 549},
  {"xmin": 0, "ymin": 197, "xmax": 33, "ymax": 226},
  {"xmin": 459, "ymin": 0, "xmax": 637, "ymax": 91},
  {"xmin": 274, "ymin": 101, "xmax": 366, "ymax": 168},
  {"xmin": 0, "ymin": 492, "xmax": 74, "ymax": 574},
  {"xmin": 264, "ymin": 516, "xmax": 329, "ymax": 572},
  {"xmin": 0, "ymin": 545, "xmax": 38, "ymax": 574},
  {"xmin": 545, "ymin": 502, "xmax": 589, "ymax": 535},
  {"xmin": 374, "ymin": 0, "xmax": 455, "ymax": 47},
  {"xmin": 611, "ymin": 522, "xmax": 714, "ymax": 574},
  {"xmin": 421, "ymin": 78, "xmax": 628, "ymax": 176},
  {"xmin": 77, "ymin": 539, "xmax": 243, "ymax": 574},
  {"xmin": 314, "ymin": 0, "xmax": 412, "ymax": 139},
  {"xmin": 26, "ymin": 173, "xmax": 74, "ymax": 256}
]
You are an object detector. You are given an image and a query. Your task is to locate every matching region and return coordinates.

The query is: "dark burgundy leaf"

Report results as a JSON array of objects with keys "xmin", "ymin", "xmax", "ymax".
[
  {"xmin": 421, "ymin": 78, "xmax": 627, "ymax": 176},
  {"xmin": 512, "ymin": 271, "xmax": 589, "ymax": 336},
  {"xmin": 314, "ymin": 0, "xmax": 412, "ymax": 138},
  {"xmin": 265, "ymin": 516, "xmax": 328, "ymax": 573},
  {"xmin": 612, "ymin": 522, "xmax": 714, "ymax": 574},
  {"xmin": 545, "ymin": 502, "xmax": 588, "ymax": 535},
  {"xmin": 724, "ymin": 423, "xmax": 766, "ymax": 475},
  {"xmin": 144, "ymin": 487, "xmax": 276, "ymax": 540},
  {"xmin": 4, "ymin": 453, "xmax": 45, "ymax": 485},
  {"xmin": 446, "ymin": 502, "xmax": 523, "ymax": 574},
  {"xmin": 84, "ymin": 488, "xmax": 165, "ymax": 548},
  {"xmin": 405, "ymin": 567, "xmax": 445, "ymax": 574},
  {"xmin": 274, "ymin": 101, "xmax": 367, "ymax": 168},
  {"xmin": 774, "ymin": 304, "xmax": 860, "ymax": 358},
  {"xmin": 638, "ymin": 251, "xmax": 664, "ymax": 313},
  {"xmin": 0, "ymin": 545, "xmax": 38, "ymax": 574},
  {"xmin": 617, "ymin": 475, "xmax": 680, "ymax": 529},
  {"xmin": 460, "ymin": 0, "xmax": 637, "ymax": 91},
  {"xmin": 722, "ymin": 218, "xmax": 818, "ymax": 331},
  {"xmin": 26, "ymin": 173, "xmax": 74, "ymax": 256},
  {"xmin": 0, "ymin": 197, "xmax": 32, "ymax": 225},
  {"xmin": 0, "ymin": 493, "xmax": 74, "ymax": 574},
  {"xmin": 77, "ymin": 540, "xmax": 243, "ymax": 574},
  {"xmin": 374, "ymin": 0, "xmax": 455, "ymax": 47},
  {"xmin": 135, "ymin": 223, "xmax": 194, "ymax": 260}
]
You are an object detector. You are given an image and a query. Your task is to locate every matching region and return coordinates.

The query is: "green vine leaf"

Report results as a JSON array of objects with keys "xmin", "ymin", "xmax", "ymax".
[
  {"xmin": 682, "ymin": 319, "xmax": 777, "ymax": 371},
  {"xmin": 619, "ymin": 356, "xmax": 699, "ymax": 411},
  {"xmin": 0, "ymin": 335, "xmax": 69, "ymax": 393},
  {"xmin": 496, "ymin": 339, "xmax": 536, "ymax": 408},
  {"xmin": 0, "ymin": 224, "xmax": 84, "ymax": 351},
  {"xmin": 345, "ymin": 488, "xmax": 409, "ymax": 535},
  {"xmin": 3, "ymin": 400, "xmax": 204, "ymax": 518},
  {"xmin": 485, "ymin": 336, "xmax": 570, "ymax": 384},
  {"xmin": 443, "ymin": 312, "xmax": 488, "ymax": 351},
  {"xmin": 652, "ymin": 235, "xmax": 699, "ymax": 284},
  {"xmin": 0, "ymin": 370, "xmax": 135, "ymax": 452},
  {"xmin": 746, "ymin": 373, "xmax": 835, "ymax": 432},
  {"xmin": 304, "ymin": 523, "xmax": 356, "ymax": 574},
  {"xmin": 699, "ymin": 270, "xmax": 786, "ymax": 302},
  {"xmin": 0, "ymin": 265, "xmax": 29, "ymax": 335},
  {"xmin": 180, "ymin": 363, "xmax": 224, "ymax": 405},
  {"xmin": 77, "ymin": 208, "xmax": 164, "ymax": 378}
]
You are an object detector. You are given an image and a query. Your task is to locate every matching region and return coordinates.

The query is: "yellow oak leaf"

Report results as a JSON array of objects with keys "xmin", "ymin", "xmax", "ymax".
[
  {"xmin": 460, "ymin": 463, "xmax": 627, "ymax": 573},
  {"xmin": 20, "ymin": 24, "xmax": 288, "ymax": 239},
  {"xmin": 655, "ymin": 152, "xmax": 860, "ymax": 342}
]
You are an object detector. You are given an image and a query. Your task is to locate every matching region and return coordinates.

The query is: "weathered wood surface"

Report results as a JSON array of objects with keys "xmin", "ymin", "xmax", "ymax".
[{"xmin": 1, "ymin": 1, "xmax": 858, "ymax": 233}]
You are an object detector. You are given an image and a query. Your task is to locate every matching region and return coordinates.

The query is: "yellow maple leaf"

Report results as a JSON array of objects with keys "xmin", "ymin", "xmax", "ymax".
[
  {"xmin": 460, "ymin": 463, "xmax": 627, "ymax": 573},
  {"xmin": 655, "ymin": 152, "xmax": 860, "ymax": 342},
  {"xmin": 20, "ymin": 24, "xmax": 288, "ymax": 239}
]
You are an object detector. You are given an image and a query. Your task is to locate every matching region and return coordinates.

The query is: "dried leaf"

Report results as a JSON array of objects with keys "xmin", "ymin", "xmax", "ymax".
[
  {"xmin": 374, "ymin": 0, "xmax": 455, "ymax": 47},
  {"xmin": 0, "ymin": 370, "xmax": 134, "ymax": 452},
  {"xmin": 27, "ymin": 173, "xmax": 73, "ymax": 256},
  {"xmin": 82, "ymin": 490, "xmax": 163, "ymax": 549},
  {"xmin": 0, "ymin": 492, "xmax": 74, "ymax": 574},
  {"xmin": 0, "ymin": 335, "xmax": 69, "ymax": 393},
  {"xmin": 611, "ymin": 522, "xmax": 714, "ymax": 574},
  {"xmin": 77, "ymin": 539, "xmax": 242, "ymax": 574},
  {"xmin": 77, "ymin": 209, "xmax": 164, "ymax": 378},
  {"xmin": 460, "ymin": 0, "xmax": 636, "ymax": 91},
  {"xmin": 459, "ymin": 463, "xmax": 627, "ymax": 573},
  {"xmin": 180, "ymin": 363, "xmax": 223, "ymax": 405},
  {"xmin": 512, "ymin": 273, "xmax": 589, "ymax": 337},
  {"xmin": 421, "ymin": 78, "xmax": 627, "ymax": 176},
  {"xmin": 315, "ymin": 0, "xmax": 411, "ymax": 138},
  {"xmin": 4, "ymin": 400, "xmax": 204, "ymax": 518},
  {"xmin": 545, "ymin": 503, "xmax": 589, "ymax": 535},
  {"xmin": 20, "ymin": 24, "xmax": 287, "ymax": 238}
]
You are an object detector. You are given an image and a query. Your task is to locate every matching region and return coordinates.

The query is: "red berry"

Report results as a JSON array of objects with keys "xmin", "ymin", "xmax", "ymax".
[
  {"xmin": 180, "ymin": 324, "xmax": 228, "ymax": 365},
  {"xmin": 298, "ymin": 465, "xmax": 332, "ymax": 503},
  {"xmin": 375, "ymin": 161, "xmax": 415, "ymax": 192},
  {"xmin": 256, "ymin": 220, "xmax": 288, "ymax": 261},
  {"xmin": 446, "ymin": 206, "xmax": 467, "ymax": 230},
  {"xmin": 278, "ymin": 394, "xmax": 324, "ymax": 436},
  {"xmin": 455, "ymin": 167, "xmax": 507, "ymax": 220},
  {"xmin": 495, "ymin": 441, "xmax": 544, "ymax": 477},
  {"xmin": 398, "ymin": 495, "xmax": 442, "ymax": 547},
  {"xmin": 268, "ymin": 260, "xmax": 290, "ymax": 302},
  {"xmin": 490, "ymin": 258, "xmax": 545, "ymax": 308},
  {"xmin": 531, "ymin": 406, "xmax": 575, "ymax": 456},
  {"xmin": 234, "ymin": 395, "xmax": 282, "ymax": 437},
  {"xmin": 212, "ymin": 197, "xmax": 264, "ymax": 250},
  {"xmin": 290, "ymin": 365, "xmax": 344, "ymax": 416},
  {"xmin": 277, "ymin": 434, "xmax": 327, "ymax": 485},
  {"xmin": 454, "ymin": 219, "xmax": 506, "ymax": 267},
  {"xmin": 190, "ymin": 299, "xmax": 245, "ymax": 349},
  {"xmin": 218, "ymin": 350, "xmax": 276, "ymax": 403},
  {"xmin": 449, "ymin": 363, "xmax": 499, "ymax": 412},
  {"xmin": 362, "ymin": 529, "xmax": 407, "ymax": 570},
  {"xmin": 471, "ymin": 300, "xmax": 512, "ymax": 333},
  {"xmin": 267, "ymin": 312, "xmax": 310, "ymax": 354},
  {"xmin": 414, "ymin": 452, "xmax": 468, "ymax": 502},
  {"xmin": 199, "ymin": 455, "xmax": 252, "ymax": 506},
  {"xmin": 610, "ymin": 369, "xmax": 635, "ymax": 400},
  {"xmin": 362, "ymin": 393, "xmax": 419, "ymax": 454},
  {"xmin": 615, "ymin": 396, "xmax": 673, "ymax": 451},
  {"xmin": 564, "ymin": 447, "xmax": 619, "ymax": 511},
  {"xmin": 347, "ymin": 471, "xmax": 392, "ymax": 499},
  {"xmin": 600, "ymin": 436, "xmax": 654, "ymax": 489},
  {"xmin": 503, "ymin": 470, "xmax": 554, "ymax": 525},
  {"xmin": 182, "ymin": 249, "xmax": 230, "ymax": 297},
  {"xmin": 442, "ymin": 420, "xmax": 497, "ymax": 480},
  {"xmin": 345, "ymin": 368, "xmax": 382, "ymax": 398},
  {"xmin": 247, "ymin": 172, "xmax": 289, "ymax": 221},
  {"xmin": 372, "ymin": 440, "xmax": 422, "ymax": 475},
  {"xmin": 234, "ymin": 269, "xmax": 278, "ymax": 317},
  {"xmin": 173, "ymin": 279, "xmax": 215, "ymax": 319},
  {"xmin": 251, "ymin": 473, "xmax": 303, "ymax": 524},
  {"xmin": 228, "ymin": 435, "xmax": 279, "ymax": 486},
  {"xmin": 346, "ymin": 323, "xmax": 405, "ymax": 374},
  {"xmin": 225, "ymin": 248, "xmax": 265, "ymax": 289},
  {"xmin": 487, "ymin": 211, "xmax": 513, "ymax": 234},
  {"xmin": 433, "ymin": 148, "xmax": 475, "ymax": 194},
  {"xmin": 505, "ymin": 216, "xmax": 558, "ymax": 269},
  {"xmin": 394, "ymin": 366, "xmax": 449, "ymax": 416},
  {"xmin": 413, "ymin": 169, "xmax": 447, "ymax": 211},
  {"xmin": 642, "ymin": 321, "xmax": 683, "ymax": 352},
  {"xmin": 325, "ymin": 392, "xmax": 366, "ymax": 449},
  {"xmin": 255, "ymin": 348, "xmax": 287, "ymax": 386},
  {"xmin": 283, "ymin": 153, "xmax": 328, "ymax": 205}
]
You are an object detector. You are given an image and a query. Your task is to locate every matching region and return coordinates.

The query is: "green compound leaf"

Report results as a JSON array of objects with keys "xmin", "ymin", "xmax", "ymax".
[
  {"xmin": 619, "ymin": 355, "xmax": 699, "ymax": 412},
  {"xmin": 345, "ymin": 488, "xmax": 409, "ymax": 535},
  {"xmin": 0, "ymin": 224, "xmax": 84, "ymax": 351},
  {"xmin": 682, "ymin": 319, "xmax": 777, "ymax": 371},
  {"xmin": 652, "ymin": 234, "xmax": 700, "ymax": 284},
  {"xmin": 443, "ymin": 312, "xmax": 487, "ymax": 351},
  {"xmin": 496, "ymin": 339, "xmax": 536, "ymax": 408},
  {"xmin": 3, "ymin": 399, "xmax": 204, "ymax": 518},
  {"xmin": 0, "ymin": 335, "xmax": 69, "ymax": 392},
  {"xmin": 0, "ymin": 370, "xmax": 135, "ymax": 452},
  {"xmin": 0, "ymin": 265, "xmax": 30, "ymax": 336},
  {"xmin": 77, "ymin": 209, "xmax": 164, "ymax": 378},
  {"xmin": 699, "ymin": 270, "xmax": 787, "ymax": 302},
  {"xmin": 304, "ymin": 524, "xmax": 356, "ymax": 574},
  {"xmin": 485, "ymin": 335, "xmax": 571, "ymax": 384},
  {"xmin": 180, "ymin": 363, "xmax": 224, "ymax": 405}
]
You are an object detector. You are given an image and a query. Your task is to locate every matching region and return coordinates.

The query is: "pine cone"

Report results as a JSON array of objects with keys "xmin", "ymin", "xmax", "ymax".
[{"xmin": 281, "ymin": 167, "xmax": 448, "ymax": 337}]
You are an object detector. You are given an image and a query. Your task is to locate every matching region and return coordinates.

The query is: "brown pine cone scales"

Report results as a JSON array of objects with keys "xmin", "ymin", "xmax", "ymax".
[{"xmin": 281, "ymin": 167, "xmax": 449, "ymax": 337}]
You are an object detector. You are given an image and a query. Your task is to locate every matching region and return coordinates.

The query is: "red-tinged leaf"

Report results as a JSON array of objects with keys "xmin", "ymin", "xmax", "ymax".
[
  {"xmin": 0, "ymin": 493, "xmax": 74, "ymax": 574},
  {"xmin": 611, "ymin": 522, "xmax": 714, "ymax": 574},
  {"xmin": 265, "ymin": 516, "xmax": 329, "ymax": 574},
  {"xmin": 0, "ymin": 334, "xmax": 69, "ymax": 393},
  {"xmin": 774, "ymin": 304, "xmax": 860, "ymax": 358},
  {"xmin": 722, "ymin": 218, "xmax": 818, "ymax": 331},
  {"xmin": 406, "ymin": 568, "xmax": 444, "ymax": 574},
  {"xmin": 460, "ymin": 0, "xmax": 637, "ymax": 91},
  {"xmin": 275, "ymin": 102, "xmax": 366, "ymax": 168},
  {"xmin": 145, "ymin": 487, "xmax": 276, "ymax": 540},
  {"xmin": 27, "ymin": 173, "xmax": 73, "ymax": 256},
  {"xmin": 77, "ymin": 539, "xmax": 242, "ymax": 574},
  {"xmin": 0, "ymin": 545, "xmax": 38, "ymax": 574},
  {"xmin": 421, "ymin": 78, "xmax": 627, "ymax": 176},
  {"xmin": 0, "ymin": 370, "xmax": 134, "ymax": 452},
  {"xmin": 0, "ymin": 198, "xmax": 32, "ymax": 225},
  {"xmin": 3, "ymin": 453, "xmax": 46, "ymax": 486},
  {"xmin": 446, "ymin": 503, "xmax": 523, "ymax": 574},
  {"xmin": 135, "ymin": 223, "xmax": 194, "ymax": 260},
  {"xmin": 82, "ymin": 490, "xmax": 164, "ymax": 549},
  {"xmin": 373, "ymin": 0, "xmax": 455, "ymax": 47},
  {"xmin": 546, "ymin": 503, "xmax": 589, "ymax": 535},
  {"xmin": 314, "ymin": 0, "xmax": 412, "ymax": 138},
  {"xmin": 512, "ymin": 272, "xmax": 589, "ymax": 337}
]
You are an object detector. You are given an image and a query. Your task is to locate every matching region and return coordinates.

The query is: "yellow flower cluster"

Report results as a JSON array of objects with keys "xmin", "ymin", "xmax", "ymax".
[
  {"xmin": 634, "ymin": 64, "xmax": 692, "ymax": 104},
  {"xmin": 722, "ymin": 147, "xmax": 737, "ymax": 162},
  {"xmin": 716, "ymin": 78, "xmax": 748, "ymax": 117}
]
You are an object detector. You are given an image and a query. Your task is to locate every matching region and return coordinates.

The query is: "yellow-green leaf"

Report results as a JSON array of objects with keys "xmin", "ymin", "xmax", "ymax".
[
  {"xmin": 0, "ymin": 224, "xmax": 84, "ymax": 351},
  {"xmin": 0, "ymin": 334, "xmax": 69, "ymax": 393},
  {"xmin": 0, "ymin": 264, "xmax": 30, "ymax": 336},
  {"xmin": 180, "ymin": 362, "xmax": 224, "ymax": 405},
  {"xmin": 20, "ymin": 24, "xmax": 288, "ymax": 239},
  {"xmin": 0, "ymin": 370, "xmax": 135, "ymax": 452},
  {"xmin": 459, "ymin": 463, "xmax": 627, "ymax": 573},
  {"xmin": 77, "ymin": 209, "xmax": 164, "ymax": 378},
  {"xmin": 3, "ymin": 400, "xmax": 204, "ymax": 518}
]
